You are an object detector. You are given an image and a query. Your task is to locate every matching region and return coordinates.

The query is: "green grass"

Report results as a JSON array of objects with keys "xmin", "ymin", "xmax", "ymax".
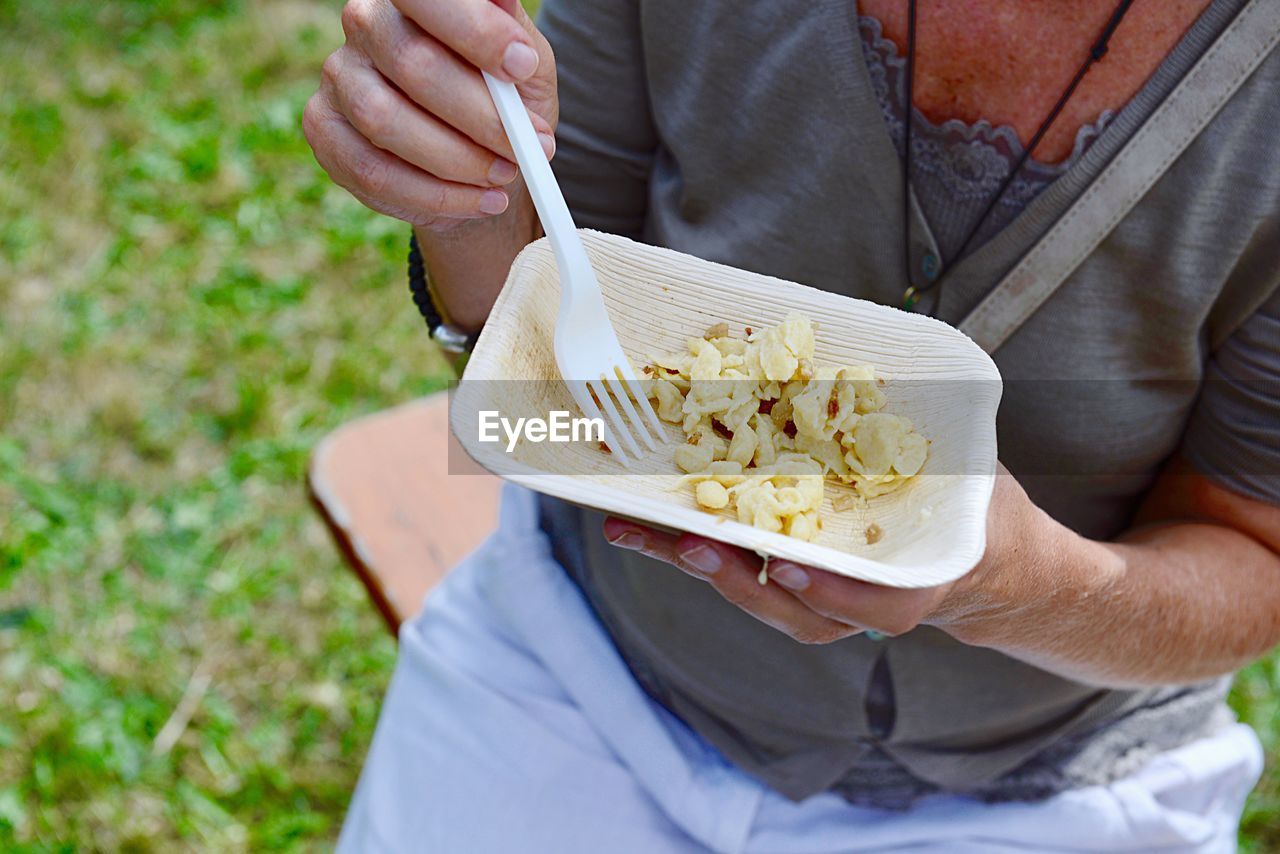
[
  {"xmin": 0, "ymin": 0, "xmax": 1274, "ymax": 849},
  {"xmin": 0, "ymin": 0, "xmax": 447, "ymax": 848}
]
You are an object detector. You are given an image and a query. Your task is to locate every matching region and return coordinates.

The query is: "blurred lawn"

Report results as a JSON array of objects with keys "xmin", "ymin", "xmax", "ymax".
[
  {"xmin": 0, "ymin": 0, "xmax": 1274, "ymax": 849},
  {"xmin": 0, "ymin": 0, "xmax": 448, "ymax": 848}
]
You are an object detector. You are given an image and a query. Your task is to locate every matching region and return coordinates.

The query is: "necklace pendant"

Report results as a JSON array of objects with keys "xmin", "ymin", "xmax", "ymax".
[{"xmin": 902, "ymin": 286, "xmax": 919, "ymax": 312}]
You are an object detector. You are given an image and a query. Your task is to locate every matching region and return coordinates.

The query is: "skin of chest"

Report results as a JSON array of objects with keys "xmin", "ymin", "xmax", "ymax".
[{"xmin": 858, "ymin": 0, "xmax": 1214, "ymax": 162}]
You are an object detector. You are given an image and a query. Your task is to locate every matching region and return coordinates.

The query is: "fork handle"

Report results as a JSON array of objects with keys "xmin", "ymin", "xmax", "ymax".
[{"xmin": 483, "ymin": 73, "xmax": 590, "ymax": 303}]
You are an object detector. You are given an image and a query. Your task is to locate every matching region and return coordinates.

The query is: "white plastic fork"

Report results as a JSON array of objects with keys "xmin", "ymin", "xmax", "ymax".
[{"xmin": 483, "ymin": 73, "xmax": 664, "ymax": 468}]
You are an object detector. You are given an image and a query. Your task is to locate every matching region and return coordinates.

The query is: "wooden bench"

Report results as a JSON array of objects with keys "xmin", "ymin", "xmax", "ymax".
[{"xmin": 308, "ymin": 393, "xmax": 502, "ymax": 632}]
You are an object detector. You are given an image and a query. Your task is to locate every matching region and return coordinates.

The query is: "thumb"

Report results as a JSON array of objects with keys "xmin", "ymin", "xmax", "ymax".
[{"xmin": 492, "ymin": 0, "xmax": 558, "ymax": 128}]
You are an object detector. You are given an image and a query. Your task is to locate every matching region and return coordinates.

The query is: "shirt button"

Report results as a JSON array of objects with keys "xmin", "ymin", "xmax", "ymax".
[{"xmin": 921, "ymin": 253, "xmax": 940, "ymax": 281}]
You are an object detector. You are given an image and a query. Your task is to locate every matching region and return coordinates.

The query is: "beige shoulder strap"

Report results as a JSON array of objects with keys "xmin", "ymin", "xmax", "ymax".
[{"xmin": 959, "ymin": 0, "xmax": 1280, "ymax": 354}]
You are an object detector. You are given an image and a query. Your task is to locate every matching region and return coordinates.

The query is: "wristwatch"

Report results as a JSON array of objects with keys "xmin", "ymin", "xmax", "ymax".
[{"xmin": 408, "ymin": 233, "xmax": 481, "ymax": 354}]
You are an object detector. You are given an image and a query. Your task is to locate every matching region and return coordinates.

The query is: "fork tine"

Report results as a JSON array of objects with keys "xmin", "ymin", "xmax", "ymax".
[
  {"xmin": 569, "ymin": 380, "xmax": 632, "ymax": 468},
  {"xmin": 588, "ymin": 378, "xmax": 643, "ymax": 460},
  {"xmin": 616, "ymin": 361, "xmax": 665, "ymax": 438},
  {"xmin": 604, "ymin": 371, "xmax": 657, "ymax": 452}
]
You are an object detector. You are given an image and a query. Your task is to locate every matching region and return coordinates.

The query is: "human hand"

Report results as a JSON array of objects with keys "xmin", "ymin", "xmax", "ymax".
[
  {"xmin": 602, "ymin": 465, "xmax": 1065, "ymax": 645},
  {"xmin": 303, "ymin": 0, "xmax": 557, "ymax": 230}
]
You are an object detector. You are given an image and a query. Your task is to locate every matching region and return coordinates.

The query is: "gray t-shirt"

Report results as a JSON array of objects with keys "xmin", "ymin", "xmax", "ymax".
[{"xmin": 533, "ymin": 0, "xmax": 1279, "ymax": 804}]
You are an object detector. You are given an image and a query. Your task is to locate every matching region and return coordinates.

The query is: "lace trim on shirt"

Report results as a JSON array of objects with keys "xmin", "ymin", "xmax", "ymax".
[
  {"xmin": 858, "ymin": 15, "xmax": 1117, "ymax": 212},
  {"xmin": 829, "ymin": 683, "xmax": 1231, "ymax": 810}
]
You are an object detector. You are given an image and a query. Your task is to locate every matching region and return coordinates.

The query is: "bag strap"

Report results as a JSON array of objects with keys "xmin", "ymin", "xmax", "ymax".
[{"xmin": 958, "ymin": 0, "xmax": 1280, "ymax": 354}]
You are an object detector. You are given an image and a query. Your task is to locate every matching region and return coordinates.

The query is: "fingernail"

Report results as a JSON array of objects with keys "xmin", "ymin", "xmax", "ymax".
[
  {"xmin": 538, "ymin": 132, "xmax": 556, "ymax": 160},
  {"xmin": 487, "ymin": 159, "xmax": 518, "ymax": 185},
  {"xmin": 502, "ymin": 42, "xmax": 539, "ymax": 81},
  {"xmin": 679, "ymin": 545, "xmax": 721, "ymax": 576},
  {"xmin": 479, "ymin": 189, "xmax": 508, "ymax": 215},
  {"xmin": 770, "ymin": 565, "xmax": 810, "ymax": 591},
  {"xmin": 608, "ymin": 531, "xmax": 645, "ymax": 551}
]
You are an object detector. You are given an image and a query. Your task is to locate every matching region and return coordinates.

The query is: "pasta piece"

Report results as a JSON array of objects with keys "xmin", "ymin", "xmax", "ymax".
[{"xmin": 696, "ymin": 480, "xmax": 730, "ymax": 509}]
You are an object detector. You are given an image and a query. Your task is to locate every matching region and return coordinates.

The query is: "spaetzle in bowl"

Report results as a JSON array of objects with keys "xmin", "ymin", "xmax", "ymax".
[{"xmin": 645, "ymin": 313, "xmax": 929, "ymax": 543}]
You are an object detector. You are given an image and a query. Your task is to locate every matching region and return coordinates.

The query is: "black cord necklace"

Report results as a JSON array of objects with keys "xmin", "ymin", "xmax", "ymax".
[{"xmin": 900, "ymin": 0, "xmax": 1138, "ymax": 314}]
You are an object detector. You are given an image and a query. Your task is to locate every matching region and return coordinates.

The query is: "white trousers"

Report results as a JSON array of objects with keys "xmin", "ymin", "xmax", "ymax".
[{"xmin": 339, "ymin": 486, "xmax": 1263, "ymax": 853}]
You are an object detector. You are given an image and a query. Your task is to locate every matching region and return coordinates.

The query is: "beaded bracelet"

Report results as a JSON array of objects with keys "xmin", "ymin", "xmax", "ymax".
[{"xmin": 408, "ymin": 233, "xmax": 480, "ymax": 354}]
